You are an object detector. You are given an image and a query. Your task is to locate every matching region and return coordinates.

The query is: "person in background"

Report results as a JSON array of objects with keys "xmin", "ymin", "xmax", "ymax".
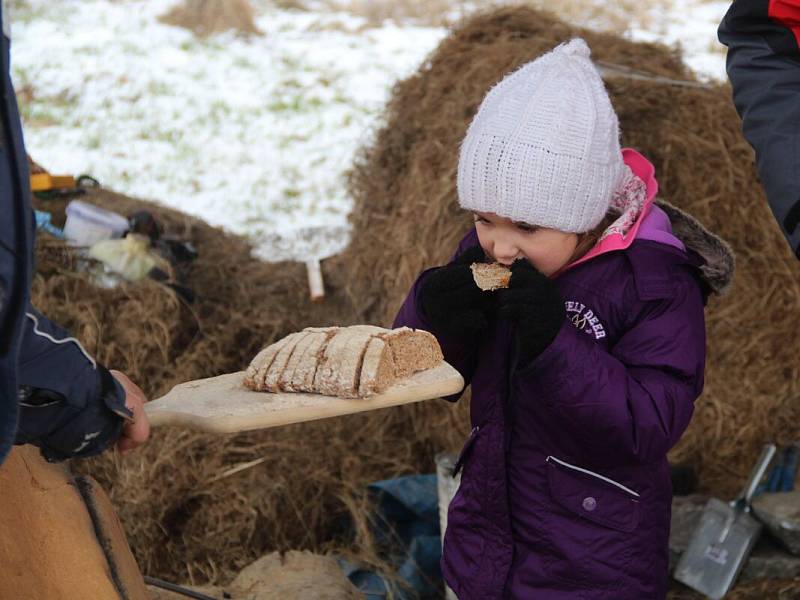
[
  {"xmin": 1, "ymin": 2, "xmax": 149, "ymax": 465},
  {"xmin": 718, "ymin": 0, "xmax": 800, "ymax": 258}
]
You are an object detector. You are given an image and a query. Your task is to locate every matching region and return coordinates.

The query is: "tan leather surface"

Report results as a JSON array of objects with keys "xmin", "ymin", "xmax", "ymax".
[
  {"xmin": 0, "ymin": 446, "xmax": 147, "ymax": 600},
  {"xmin": 76, "ymin": 475, "xmax": 150, "ymax": 600}
]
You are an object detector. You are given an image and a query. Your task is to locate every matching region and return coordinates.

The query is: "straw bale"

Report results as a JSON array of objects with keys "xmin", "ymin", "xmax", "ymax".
[
  {"xmin": 27, "ymin": 5, "xmax": 800, "ymax": 593},
  {"xmin": 159, "ymin": 0, "xmax": 262, "ymax": 38},
  {"xmin": 668, "ymin": 577, "xmax": 800, "ymax": 599},
  {"xmin": 147, "ymin": 551, "xmax": 361, "ymax": 599},
  {"xmin": 32, "ymin": 188, "xmax": 443, "ymax": 585}
]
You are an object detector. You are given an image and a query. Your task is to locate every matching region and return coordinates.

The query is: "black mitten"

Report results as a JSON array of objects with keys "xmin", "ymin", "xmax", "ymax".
[
  {"xmin": 497, "ymin": 259, "xmax": 564, "ymax": 367},
  {"xmin": 419, "ymin": 245, "xmax": 494, "ymax": 338}
]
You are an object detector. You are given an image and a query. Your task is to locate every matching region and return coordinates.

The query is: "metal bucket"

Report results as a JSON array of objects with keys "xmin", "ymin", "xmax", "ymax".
[{"xmin": 435, "ymin": 452, "xmax": 462, "ymax": 600}]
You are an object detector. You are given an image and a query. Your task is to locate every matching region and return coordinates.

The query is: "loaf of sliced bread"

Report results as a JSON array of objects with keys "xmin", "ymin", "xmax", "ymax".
[{"xmin": 243, "ymin": 325, "xmax": 443, "ymax": 398}]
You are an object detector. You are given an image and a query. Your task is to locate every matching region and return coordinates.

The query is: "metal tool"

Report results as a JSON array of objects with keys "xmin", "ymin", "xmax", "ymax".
[{"xmin": 673, "ymin": 443, "xmax": 777, "ymax": 599}]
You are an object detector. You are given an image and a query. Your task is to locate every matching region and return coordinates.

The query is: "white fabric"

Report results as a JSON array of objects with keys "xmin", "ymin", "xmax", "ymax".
[
  {"xmin": 601, "ymin": 166, "xmax": 646, "ymax": 242},
  {"xmin": 457, "ymin": 38, "xmax": 626, "ymax": 233}
]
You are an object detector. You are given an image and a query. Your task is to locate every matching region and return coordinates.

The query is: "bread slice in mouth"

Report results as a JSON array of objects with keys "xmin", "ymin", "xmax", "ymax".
[{"xmin": 470, "ymin": 262, "xmax": 511, "ymax": 291}]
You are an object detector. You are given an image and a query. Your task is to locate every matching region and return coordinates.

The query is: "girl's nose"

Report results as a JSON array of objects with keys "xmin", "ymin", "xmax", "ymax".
[{"xmin": 493, "ymin": 240, "xmax": 519, "ymax": 265}]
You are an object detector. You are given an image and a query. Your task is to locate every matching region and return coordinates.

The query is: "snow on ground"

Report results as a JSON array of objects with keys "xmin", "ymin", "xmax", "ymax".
[
  {"xmin": 626, "ymin": 0, "xmax": 730, "ymax": 81},
  {"xmin": 10, "ymin": 0, "xmax": 444, "ymax": 260},
  {"xmin": 9, "ymin": 0, "xmax": 729, "ymax": 261}
]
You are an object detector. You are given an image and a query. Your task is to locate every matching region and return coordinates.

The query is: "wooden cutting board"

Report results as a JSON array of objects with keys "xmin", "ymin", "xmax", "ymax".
[{"xmin": 144, "ymin": 362, "xmax": 464, "ymax": 434}]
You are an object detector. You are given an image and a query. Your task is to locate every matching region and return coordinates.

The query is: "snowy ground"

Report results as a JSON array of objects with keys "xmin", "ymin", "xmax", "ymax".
[{"xmin": 9, "ymin": 0, "xmax": 730, "ymax": 261}]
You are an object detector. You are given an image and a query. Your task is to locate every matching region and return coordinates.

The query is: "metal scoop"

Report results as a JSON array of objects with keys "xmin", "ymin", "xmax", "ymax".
[{"xmin": 673, "ymin": 443, "xmax": 777, "ymax": 599}]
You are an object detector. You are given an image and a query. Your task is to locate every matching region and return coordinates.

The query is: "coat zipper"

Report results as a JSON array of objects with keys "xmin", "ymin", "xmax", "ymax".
[
  {"xmin": 504, "ymin": 324, "xmax": 519, "ymax": 452},
  {"xmin": 546, "ymin": 455, "xmax": 640, "ymax": 498},
  {"xmin": 453, "ymin": 425, "xmax": 480, "ymax": 477}
]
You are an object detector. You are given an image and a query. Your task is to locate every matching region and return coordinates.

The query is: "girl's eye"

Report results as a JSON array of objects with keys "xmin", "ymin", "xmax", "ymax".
[
  {"xmin": 474, "ymin": 215, "xmax": 490, "ymax": 225},
  {"xmin": 516, "ymin": 223, "xmax": 538, "ymax": 233}
]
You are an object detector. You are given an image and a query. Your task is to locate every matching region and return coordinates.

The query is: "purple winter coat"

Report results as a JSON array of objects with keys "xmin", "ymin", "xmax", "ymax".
[{"xmin": 393, "ymin": 202, "xmax": 733, "ymax": 599}]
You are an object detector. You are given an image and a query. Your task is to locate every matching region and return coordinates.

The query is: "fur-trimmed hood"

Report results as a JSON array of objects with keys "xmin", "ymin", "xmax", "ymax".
[
  {"xmin": 563, "ymin": 148, "xmax": 735, "ymax": 296},
  {"xmin": 656, "ymin": 200, "xmax": 735, "ymax": 295}
]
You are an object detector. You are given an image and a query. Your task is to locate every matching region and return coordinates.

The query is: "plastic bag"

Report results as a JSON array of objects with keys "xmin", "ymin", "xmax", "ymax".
[{"xmin": 88, "ymin": 234, "xmax": 170, "ymax": 282}]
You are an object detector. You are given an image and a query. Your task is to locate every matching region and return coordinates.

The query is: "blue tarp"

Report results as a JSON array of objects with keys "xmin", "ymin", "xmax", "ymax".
[
  {"xmin": 339, "ymin": 474, "xmax": 444, "ymax": 600},
  {"xmin": 754, "ymin": 445, "xmax": 797, "ymax": 496},
  {"xmin": 35, "ymin": 210, "xmax": 65, "ymax": 239}
]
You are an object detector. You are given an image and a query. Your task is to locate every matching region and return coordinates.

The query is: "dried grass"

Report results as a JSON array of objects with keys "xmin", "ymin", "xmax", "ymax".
[
  {"xmin": 300, "ymin": 0, "xmax": 675, "ymax": 33},
  {"xmin": 159, "ymin": 0, "xmax": 262, "ymax": 37},
  {"xmin": 669, "ymin": 577, "xmax": 800, "ymax": 599},
  {"xmin": 30, "ymin": 6, "xmax": 800, "ymax": 595}
]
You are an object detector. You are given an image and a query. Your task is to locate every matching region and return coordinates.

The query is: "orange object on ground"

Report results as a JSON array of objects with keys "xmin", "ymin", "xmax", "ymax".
[{"xmin": 30, "ymin": 173, "xmax": 77, "ymax": 192}]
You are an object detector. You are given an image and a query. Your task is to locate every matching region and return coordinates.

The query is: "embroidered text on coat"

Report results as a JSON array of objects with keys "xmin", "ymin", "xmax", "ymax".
[{"xmin": 565, "ymin": 300, "xmax": 606, "ymax": 340}]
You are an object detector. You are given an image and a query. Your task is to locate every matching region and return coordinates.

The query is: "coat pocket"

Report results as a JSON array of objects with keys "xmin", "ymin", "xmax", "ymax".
[
  {"xmin": 546, "ymin": 456, "xmax": 641, "ymax": 532},
  {"xmin": 540, "ymin": 456, "xmax": 641, "ymax": 589}
]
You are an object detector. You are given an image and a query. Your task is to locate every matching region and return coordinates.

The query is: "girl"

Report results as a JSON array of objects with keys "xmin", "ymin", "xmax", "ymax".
[{"xmin": 393, "ymin": 39, "xmax": 733, "ymax": 599}]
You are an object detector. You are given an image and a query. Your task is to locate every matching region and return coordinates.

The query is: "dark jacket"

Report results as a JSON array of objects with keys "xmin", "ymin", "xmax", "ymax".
[
  {"xmin": 1, "ymin": 6, "xmax": 129, "ymax": 464},
  {"xmin": 1, "ymin": 5, "xmax": 33, "ymax": 464},
  {"xmin": 718, "ymin": 0, "xmax": 800, "ymax": 258}
]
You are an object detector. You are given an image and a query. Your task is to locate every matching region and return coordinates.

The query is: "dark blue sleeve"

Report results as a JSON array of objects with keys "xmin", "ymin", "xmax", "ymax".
[
  {"xmin": 0, "ymin": 7, "xmax": 35, "ymax": 464},
  {"xmin": 1, "ymin": 7, "xmax": 131, "ymax": 463},
  {"xmin": 718, "ymin": 0, "xmax": 800, "ymax": 257},
  {"xmin": 14, "ymin": 305, "xmax": 133, "ymax": 461}
]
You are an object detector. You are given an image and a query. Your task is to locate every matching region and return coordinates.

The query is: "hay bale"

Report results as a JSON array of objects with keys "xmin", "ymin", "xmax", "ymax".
[
  {"xmin": 34, "ymin": 191, "xmax": 438, "ymax": 584},
  {"xmin": 32, "ymin": 188, "xmax": 312, "ymax": 400},
  {"xmin": 159, "ymin": 0, "xmax": 261, "ymax": 38},
  {"xmin": 669, "ymin": 577, "xmax": 800, "ymax": 599},
  {"xmin": 329, "ymin": 5, "xmax": 800, "ymax": 500},
  {"xmin": 32, "ymin": 189, "xmax": 355, "ymax": 580},
  {"xmin": 227, "ymin": 551, "xmax": 362, "ymax": 599},
  {"xmin": 147, "ymin": 551, "xmax": 361, "ymax": 599}
]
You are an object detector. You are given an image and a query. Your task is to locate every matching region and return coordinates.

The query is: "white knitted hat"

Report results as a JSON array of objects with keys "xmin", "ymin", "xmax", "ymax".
[{"xmin": 457, "ymin": 38, "xmax": 626, "ymax": 233}]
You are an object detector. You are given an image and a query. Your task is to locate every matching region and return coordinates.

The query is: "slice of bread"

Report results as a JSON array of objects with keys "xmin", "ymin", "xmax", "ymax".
[
  {"xmin": 279, "ymin": 329, "xmax": 335, "ymax": 392},
  {"xmin": 289, "ymin": 328, "xmax": 338, "ymax": 392},
  {"xmin": 263, "ymin": 331, "xmax": 308, "ymax": 392},
  {"xmin": 244, "ymin": 334, "xmax": 296, "ymax": 391},
  {"xmin": 358, "ymin": 337, "xmax": 395, "ymax": 397},
  {"xmin": 470, "ymin": 262, "xmax": 511, "ymax": 291},
  {"xmin": 313, "ymin": 328, "xmax": 374, "ymax": 398},
  {"xmin": 380, "ymin": 327, "xmax": 443, "ymax": 380}
]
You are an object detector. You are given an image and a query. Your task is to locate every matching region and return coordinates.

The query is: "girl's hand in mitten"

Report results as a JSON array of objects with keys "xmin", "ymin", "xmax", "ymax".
[
  {"xmin": 497, "ymin": 259, "xmax": 564, "ymax": 367},
  {"xmin": 419, "ymin": 245, "xmax": 494, "ymax": 337}
]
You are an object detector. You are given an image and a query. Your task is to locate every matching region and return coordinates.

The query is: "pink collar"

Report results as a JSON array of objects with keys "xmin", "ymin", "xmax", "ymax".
[{"xmin": 560, "ymin": 148, "xmax": 659, "ymax": 274}]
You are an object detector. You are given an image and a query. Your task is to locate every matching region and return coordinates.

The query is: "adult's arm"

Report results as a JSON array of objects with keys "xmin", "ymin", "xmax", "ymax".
[
  {"xmin": 0, "ymin": 4, "xmax": 35, "ymax": 464},
  {"xmin": 14, "ymin": 305, "xmax": 141, "ymax": 461},
  {"xmin": 718, "ymin": 0, "xmax": 800, "ymax": 257}
]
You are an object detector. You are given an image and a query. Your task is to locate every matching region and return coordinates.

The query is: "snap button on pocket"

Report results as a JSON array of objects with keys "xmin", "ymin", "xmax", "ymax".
[{"xmin": 546, "ymin": 458, "xmax": 641, "ymax": 533}]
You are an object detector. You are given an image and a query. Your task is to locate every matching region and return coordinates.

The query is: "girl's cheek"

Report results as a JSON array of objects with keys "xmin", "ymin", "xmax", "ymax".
[{"xmin": 475, "ymin": 231, "xmax": 492, "ymax": 259}]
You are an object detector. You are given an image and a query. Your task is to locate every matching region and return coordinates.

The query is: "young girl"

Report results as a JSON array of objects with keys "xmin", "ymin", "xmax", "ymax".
[{"xmin": 393, "ymin": 39, "xmax": 733, "ymax": 599}]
